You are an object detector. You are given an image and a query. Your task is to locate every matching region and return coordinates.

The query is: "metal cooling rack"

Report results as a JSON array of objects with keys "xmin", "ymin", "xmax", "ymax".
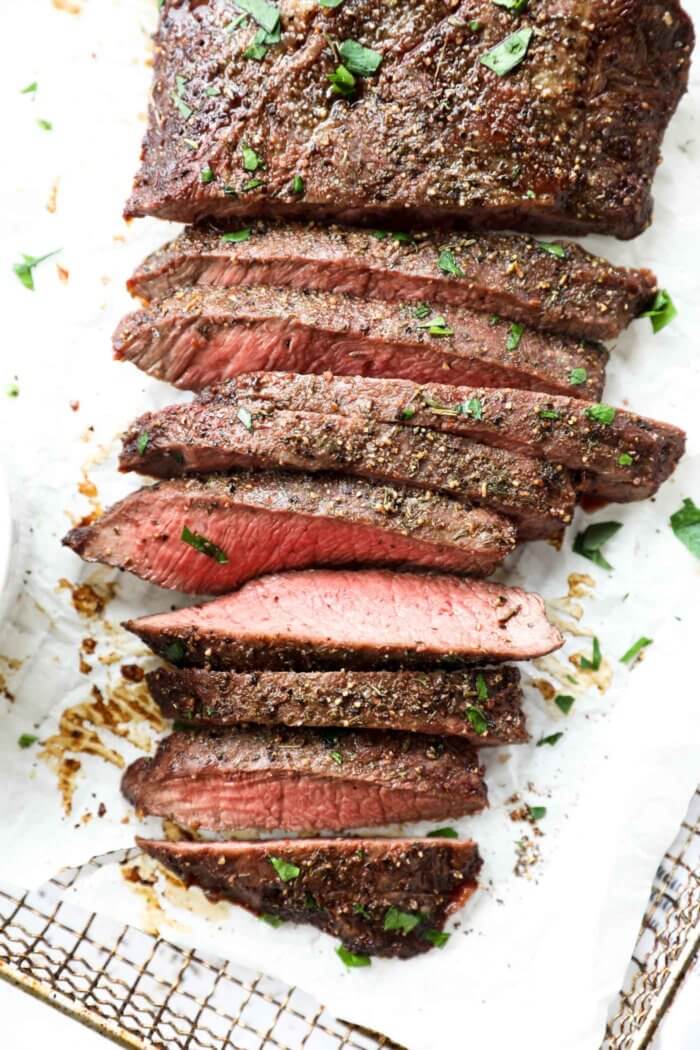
[{"xmin": 0, "ymin": 787, "xmax": 697, "ymax": 1050}]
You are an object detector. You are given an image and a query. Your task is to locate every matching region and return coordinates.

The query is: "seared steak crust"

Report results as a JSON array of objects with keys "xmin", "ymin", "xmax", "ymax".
[
  {"xmin": 137, "ymin": 836, "xmax": 482, "ymax": 959},
  {"xmin": 114, "ymin": 284, "xmax": 607, "ymax": 401},
  {"xmin": 124, "ymin": 568, "xmax": 564, "ymax": 670},
  {"xmin": 147, "ymin": 666, "xmax": 527, "ymax": 744},
  {"xmin": 126, "ymin": 0, "xmax": 693, "ymax": 238},
  {"xmin": 122, "ymin": 725, "xmax": 488, "ymax": 832},
  {"xmin": 128, "ymin": 222, "xmax": 658, "ymax": 342}
]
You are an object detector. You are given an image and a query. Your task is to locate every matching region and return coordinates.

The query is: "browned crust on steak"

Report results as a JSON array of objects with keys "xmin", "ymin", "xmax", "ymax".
[{"xmin": 137, "ymin": 836, "xmax": 482, "ymax": 959}]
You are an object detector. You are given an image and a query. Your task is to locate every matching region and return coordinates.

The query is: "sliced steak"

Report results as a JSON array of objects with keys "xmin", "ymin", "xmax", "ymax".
[
  {"xmin": 62, "ymin": 473, "xmax": 515, "ymax": 592},
  {"xmin": 114, "ymin": 285, "xmax": 607, "ymax": 401},
  {"xmin": 120, "ymin": 392, "xmax": 577, "ymax": 541},
  {"xmin": 128, "ymin": 222, "xmax": 658, "ymax": 342},
  {"xmin": 126, "ymin": 0, "xmax": 692, "ymax": 239},
  {"xmin": 122, "ymin": 726, "xmax": 488, "ymax": 832},
  {"xmin": 147, "ymin": 666, "xmax": 527, "ymax": 744},
  {"xmin": 137, "ymin": 836, "xmax": 482, "ymax": 959},
  {"xmin": 124, "ymin": 568, "xmax": 563, "ymax": 670},
  {"xmin": 228, "ymin": 373, "xmax": 686, "ymax": 504}
]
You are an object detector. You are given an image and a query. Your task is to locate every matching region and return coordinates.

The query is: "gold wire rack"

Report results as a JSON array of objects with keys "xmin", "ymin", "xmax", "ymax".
[{"xmin": 0, "ymin": 786, "xmax": 697, "ymax": 1050}]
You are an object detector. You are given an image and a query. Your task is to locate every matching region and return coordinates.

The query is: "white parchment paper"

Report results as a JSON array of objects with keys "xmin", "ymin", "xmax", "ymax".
[{"xmin": 0, "ymin": 2, "xmax": 699, "ymax": 1048}]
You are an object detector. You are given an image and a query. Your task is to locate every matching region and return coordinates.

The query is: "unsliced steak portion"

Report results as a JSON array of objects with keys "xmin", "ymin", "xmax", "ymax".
[
  {"xmin": 122, "ymin": 726, "xmax": 488, "ymax": 832},
  {"xmin": 114, "ymin": 285, "xmax": 607, "ymax": 401},
  {"xmin": 62, "ymin": 474, "xmax": 514, "ymax": 592},
  {"xmin": 229, "ymin": 373, "xmax": 686, "ymax": 504},
  {"xmin": 120, "ymin": 393, "xmax": 576, "ymax": 540},
  {"xmin": 147, "ymin": 666, "xmax": 527, "ymax": 744},
  {"xmin": 137, "ymin": 836, "xmax": 482, "ymax": 959},
  {"xmin": 124, "ymin": 569, "xmax": 563, "ymax": 670},
  {"xmin": 128, "ymin": 223, "xmax": 657, "ymax": 342},
  {"xmin": 126, "ymin": 0, "xmax": 692, "ymax": 238}
]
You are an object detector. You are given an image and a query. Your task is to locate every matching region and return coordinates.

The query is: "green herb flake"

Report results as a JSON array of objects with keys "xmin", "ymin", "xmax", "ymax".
[
  {"xmin": 460, "ymin": 397, "xmax": 483, "ymax": 421},
  {"xmin": 37, "ymin": 118, "xmax": 53, "ymax": 131},
  {"xmin": 475, "ymin": 673, "xmax": 489, "ymax": 702},
  {"xmin": 183, "ymin": 138, "xmax": 200, "ymax": 150},
  {"xmin": 555, "ymin": 694, "xmax": 575, "ymax": 715},
  {"xmin": 417, "ymin": 314, "xmax": 454, "ymax": 337},
  {"xmin": 480, "ymin": 27, "xmax": 534, "ymax": 76},
  {"xmin": 506, "ymin": 322, "xmax": 524, "ymax": 351},
  {"xmin": 329, "ymin": 750, "xmax": 343, "ymax": 765},
  {"xmin": 641, "ymin": 289, "xmax": 677, "ymax": 334},
  {"xmin": 243, "ymin": 37, "xmax": 269, "ymax": 60},
  {"xmin": 537, "ymin": 732, "xmax": 563, "ymax": 747},
  {"xmin": 13, "ymin": 250, "xmax": 60, "ymax": 291},
  {"xmin": 21, "ymin": 81, "xmax": 38, "ymax": 94},
  {"xmin": 423, "ymin": 929, "xmax": 450, "ymax": 948},
  {"xmin": 328, "ymin": 63, "xmax": 356, "ymax": 96},
  {"xmin": 260, "ymin": 912, "xmax": 285, "ymax": 927},
  {"xmin": 620, "ymin": 637, "xmax": 653, "ymax": 666},
  {"xmin": 538, "ymin": 408, "xmax": 560, "ymax": 421},
  {"xmin": 6, "ymin": 382, "xmax": 19, "ymax": 398},
  {"xmin": 618, "ymin": 452, "xmax": 634, "ymax": 467},
  {"xmin": 352, "ymin": 902, "xmax": 370, "ymax": 917},
  {"xmin": 336, "ymin": 945, "xmax": 371, "ymax": 968},
  {"xmin": 292, "ymin": 174, "xmax": 305, "ymax": 194},
  {"xmin": 670, "ymin": 498, "xmax": 700, "ymax": 559},
  {"xmin": 584, "ymin": 403, "xmax": 616, "ymax": 426},
  {"xmin": 383, "ymin": 907, "xmax": 421, "ymax": 935},
  {"xmin": 269, "ymin": 856, "xmax": 301, "ymax": 882},
  {"xmin": 237, "ymin": 405, "xmax": 254, "ymax": 431},
  {"xmin": 18, "ymin": 734, "xmax": 38, "ymax": 749},
  {"xmin": 242, "ymin": 145, "xmax": 263, "ymax": 171},
  {"xmin": 136, "ymin": 431, "xmax": 150, "ymax": 455},
  {"xmin": 234, "ymin": 0, "xmax": 280, "ymax": 33},
  {"xmin": 173, "ymin": 96, "xmax": 193, "ymax": 119},
  {"xmin": 437, "ymin": 249, "xmax": 465, "ymax": 278},
  {"xmin": 538, "ymin": 241, "xmax": 566, "ymax": 259},
  {"xmin": 205, "ymin": 85, "xmax": 221, "ymax": 96},
  {"xmin": 492, "ymin": 0, "xmax": 528, "ymax": 10},
  {"xmin": 427, "ymin": 827, "xmax": 458, "ymax": 839},
  {"xmin": 569, "ymin": 367, "xmax": 588, "ymax": 386},
  {"xmin": 320, "ymin": 0, "xmax": 344, "ymax": 6},
  {"xmin": 400, "ymin": 404, "xmax": 416, "ymax": 420},
  {"xmin": 226, "ymin": 13, "xmax": 248, "ymax": 30},
  {"xmin": 413, "ymin": 303, "xmax": 431, "ymax": 320},
  {"xmin": 338, "ymin": 39, "xmax": 383, "ymax": 77},
  {"xmin": 221, "ymin": 228, "xmax": 252, "ymax": 243},
  {"xmin": 242, "ymin": 177, "xmax": 264, "ymax": 191},
  {"xmin": 164, "ymin": 640, "xmax": 186, "ymax": 664},
  {"xmin": 528, "ymin": 804, "xmax": 546, "ymax": 820},
  {"xmin": 580, "ymin": 636, "xmax": 602, "ymax": 672},
  {"xmin": 573, "ymin": 521, "xmax": 622, "ymax": 571},
  {"xmin": 181, "ymin": 526, "xmax": 229, "ymax": 564},
  {"xmin": 200, "ymin": 166, "xmax": 215, "ymax": 184},
  {"xmin": 466, "ymin": 705, "xmax": 488, "ymax": 736}
]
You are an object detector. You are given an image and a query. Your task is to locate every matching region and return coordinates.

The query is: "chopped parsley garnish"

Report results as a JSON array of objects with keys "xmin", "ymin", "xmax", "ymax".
[
  {"xmin": 226, "ymin": 13, "xmax": 249, "ymax": 30},
  {"xmin": 21, "ymin": 81, "xmax": 38, "ymax": 94},
  {"xmin": 37, "ymin": 118, "xmax": 53, "ymax": 131},
  {"xmin": 506, "ymin": 322, "xmax": 524, "ymax": 351},
  {"xmin": 292, "ymin": 174, "xmax": 305, "ymax": 193},
  {"xmin": 383, "ymin": 907, "xmax": 421, "ymax": 935},
  {"xmin": 620, "ymin": 637, "xmax": 653, "ymax": 666},
  {"xmin": 417, "ymin": 314, "xmax": 453, "ymax": 337},
  {"xmin": 427, "ymin": 827, "xmax": 459, "ymax": 839},
  {"xmin": 538, "ymin": 241, "xmax": 566, "ymax": 259},
  {"xmin": 423, "ymin": 929, "xmax": 450, "ymax": 948},
  {"xmin": 136, "ymin": 431, "xmax": 150, "ymax": 455},
  {"xmin": 319, "ymin": 0, "xmax": 345, "ymax": 6},
  {"xmin": 242, "ymin": 145, "xmax": 263, "ymax": 171},
  {"xmin": 492, "ymin": 0, "xmax": 529, "ymax": 10},
  {"xmin": 206, "ymin": 85, "xmax": 221, "ymax": 96},
  {"xmin": 538, "ymin": 408, "xmax": 560, "ymax": 421},
  {"xmin": 244, "ymin": 28, "xmax": 274, "ymax": 60},
  {"xmin": 173, "ymin": 95, "xmax": 193, "ymax": 119},
  {"xmin": 475, "ymin": 672, "xmax": 489, "ymax": 701},
  {"xmin": 260, "ymin": 913, "xmax": 284, "ymax": 927},
  {"xmin": 469, "ymin": 20, "xmax": 482, "ymax": 31},
  {"xmin": 413, "ymin": 303, "xmax": 431, "ymax": 320},
  {"xmin": 437, "ymin": 249, "xmax": 465, "ymax": 278},
  {"xmin": 400, "ymin": 404, "xmax": 416, "ymax": 420},
  {"xmin": 670, "ymin": 498, "xmax": 700, "ymax": 559},
  {"xmin": 641, "ymin": 289, "xmax": 677, "ymax": 334},
  {"xmin": 181, "ymin": 526, "xmax": 229, "ymax": 564},
  {"xmin": 234, "ymin": 0, "xmax": 280, "ymax": 34},
  {"xmin": 328, "ymin": 63, "xmax": 356, "ymax": 96},
  {"xmin": 466, "ymin": 705, "xmax": 488, "ymax": 736},
  {"xmin": 200, "ymin": 166, "xmax": 215, "ymax": 183},
  {"xmin": 164, "ymin": 640, "xmax": 186, "ymax": 664},
  {"xmin": 573, "ymin": 521, "xmax": 622, "ymax": 571},
  {"xmin": 480, "ymin": 27, "xmax": 534, "ymax": 76},
  {"xmin": 569, "ymin": 367, "xmax": 588, "ymax": 386},
  {"xmin": 580, "ymin": 636, "xmax": 602, "ymax": 672},
  {"xmin": 618, "ymin": 452, "xmax": 634, "ymax": 467},
  {"xmin": 336, "ymin": 945, "xmax": 371, "ymax": 967},
  {"xmin": 370, "ymin": 230, "xmax": 413, "ymax": 244},
  {"xmin": 555, "ymin": 694, "xmax": 575, "ymax": 715},
  {"xmin": 237, "ymin": 406, "xmax": 254, "ymax": 431},
  {"xmin": 352, "ymin": 903, "xmax": 370, "ymax": 917},
  {"xmin": 13, "ymin": 250, "xmax": 60, "ymax": 291},
  {"xmin": 221, "ymin": 228, "xmax": 252, "ymax": 243},
  {"xmin": 584, "ymin": 403, "xmax": 616, "ymax": 426},
  {"xmin": 269, "ymin": 856, "xmax": 301, "ymax": 881},
  {"xmin": 242, "ymin": 177, "xmax": 264, "ymax": 191},
  {"xmin": 461, "ymin": 397, "xmax": 483, "ymax": 421},
  {"xmin": 6, "ymin": 382, "xmax": 19, "ymax": 398},
  {"xmin": 329, "ymin": 750, "xmax": 343, "ymax": 765},
  {"xmin": 537, "ymin": 732, "xmax": 563, "ymax": 747},
  {"xmin": 528, "ymin": 805, "xmax": 546, "ymax": 820},
  {"xmin": 338, "ymin": 39, "xmax": 383, "ymax": 76},
  {"xmin": 18, "ymin": 734, "xmax": 38, "ymax": 749}
]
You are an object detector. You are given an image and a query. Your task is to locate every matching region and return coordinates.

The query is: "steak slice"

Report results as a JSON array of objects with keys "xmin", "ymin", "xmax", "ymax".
[
  {"xmin": 114, "ymin": 285, "xmax": 607, "ymax": 401},
  {"xmin": 228, "ymin": 373, "xmax": 686, "ymax": 504},
  {"xmin": 128, "ymin": 222, "xmax": 657, "ymax": 342},
  {"xmin": 126, "ymin": 0, "xmax": 692, "ymax": 239},
  {"xmin": 122, "ymin": 726, "xmax": 488, "ymax": 832},
  {"xmin": 137, "ymin": 836, "xmax": 482, "ymax": 959},
  {"xmin": 62, "ymin": 473, "xmax": 515, "ymax": 591},
  {"xmin": 147, "ymin": 666, "xmax": 527, "ymax": 744},
  {"xmin": 120, "ymin": 393, "xmax": 577, "ymax": 541},
  {"xmin": 123, "ymin": 568, "xmax": 563, "ymax": 670}
]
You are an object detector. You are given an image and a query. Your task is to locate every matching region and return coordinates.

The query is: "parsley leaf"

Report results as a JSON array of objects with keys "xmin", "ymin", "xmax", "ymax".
[
  {"xmin": 234, "ymin": 0, "xmax": 280, "ymax": 34},
  {"xmin": 292, "ymin": 174, "xmax": 305, "ymax": 193},
  {"xmin": 537, "ymin": 732, "xmax": 563, "ymax": 747},
  {"xmin": 569, "ymin": 367, "xmax": 588, "ymax": 386},
  {"xmin": 242, "ymin": 145, "xmax": 263, "ymax": 171},
  {"xmin": 320, "ymin": 0, "xmax": 345, "ymax": 5},
  {"xmin": 670, "ymin": 498, "xmax": 700, "ymax": 559},
  {"xmin": 466, "ymin": 705, "xmax": 488, "ymax": 736},
  {"xmin": 641, "ymin": 289, "xmax": 677, "ymax": 334},
  {"xmin": 554, "ymin": 694, "xmax": 575, "ymax": 715},
  {"xmin": 417, "ymin": 314, "xmax": 454, "ymax": 337},
  {"xmin": 427, "ymin": 827, "xmax": 458, "ymax": 839},
  {"xmin": 164, "ymin": 640, "xmax": 186, "ymax": 664},
  {"xmin": 237, "ymin": 406, "xmax": 254, "ymax": 431},
  {"xmin": 528, "ymin": 805, "xmax": 546, "ymax": 820},
  {"xmin": 618, "ymin": 452, "xmax": 634, "ymax": 467},
  {"xmin": 338, "ymin": 40, "xmax": 383, "ymax": 76},
  {"xmin": 413, "ymin": 303, "xmax": 431, "ymax": 320},
  {"xmin": 181, "ymin": 526, "xmax": 229, "ymax": 564},
  {"xmin": 492, "ymin": 0, "xmax": 528, "ymax": 10},
  {"xmin": 336, "ymin": 945, "xmax": 371, "ymax": 967},
  {"xmin": 13, "ymin": 250, "xmax": 60, "ymax": 291},
  {"xmin": 136, "ymin": 431, "xmax": 150, "ymax": 455},
  {"xmin": 620, "ymin": 637, "xmax": 653, "ymax": 666},
  {"xmin": 480, "ymin": 27, "xmax": 534, "ymax": 76},
  {"xmin": 352, "ymin": 902, "xmax": 370, "ymax": 917},
  {"xmin": 37, "ymin": 118, "xmax": 53, "ymax": 131},
  {"xmin": 460, "ymin": 397, "xmax": 483, "ymax": 421},
  {"xmin": 580, "ymin": 636, "xmax": 602, "ymax": 672},
  {"xmin": 21, "ymin": 81, "xmax": 38, "ymax": 94},
  {"xmin": 18, "ymin": 734, "xmax": 38, "ymax": 749},
  {"xmin": 475, "ymin": 673, "xmax": 489, "ymax": 701},
  {"xmin": 269, "ymin": 856, "xmax": 300, "ymax": 881},
  {"xmin": 585, "ymin": 403, "xmax": 616, "ymax": 426},
  {"xmin": 260, "ymin": 913, "xmax": 284, "ymax": 927},
  {"xmin": 200, "ymin": 166, "xmax": 215, "ymax": 183},
  {"xmin": 423, "ymin": 929, "xmax": 450, "ymax": 948},
  {"xmin": 538, "ymin": 241, "xmax": 566, "ymax": 258},
  {"xmin": 573, "ymin": 521, "xmax": 622, "ymax": 570},
  {"xmin": 221, "ymin": 228, "xmax": 252, "ymax": 243},
  {"xmin": 328, "ymin": 63, "xmax": 356, "ymax": 96},
  {"xmin": 437, "ymin": 249, "xmax": 465, "ymax": 278},
  {"xmin": 506, "ymin": 322, "xmax": 524, "ymax": 351},
  {"xmin": 383, "ymin": 907, "xmax": 421, "ymax": 935}
]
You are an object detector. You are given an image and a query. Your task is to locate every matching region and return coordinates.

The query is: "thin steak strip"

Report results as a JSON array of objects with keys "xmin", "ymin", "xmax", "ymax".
[
  {"xmin": 122, "ymin": 726, "xmax": 488, "ymax": 832},
  {"xmin": 229, "ymin": 373, "xmax": 686, "ymax": 504},
  {"xmin": 123, "ymin": 568, "xmax": 563, "ymax": 671},
  {"xmin": 147, "ymin": 666, "xmax": 527, "ymax": 744},
  {"xmin": 137, "ymin": 836, "xmax": 482, "ymax": 960},
  {"xmin": 113, "ymin": 285, "xmax": 607, "ymax": 402},
  {"xmin": 120, "ymin": 393, "xmax": 576, "ymax": 541},
  {"xmin": 62, "ymin": 473, "xmax": 516, "ymax": 592},
  {"xmin": 128, "ymin": 222, "xmax": 657, "ymax": 342}
]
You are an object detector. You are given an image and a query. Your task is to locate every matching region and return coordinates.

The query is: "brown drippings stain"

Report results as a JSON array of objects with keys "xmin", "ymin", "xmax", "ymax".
[
  {"xmin": 121, "ymin": 664, "xmax": 145, "ymax": 683},
  {"xmin": 532, "ymin": 678, "xmax": 556, "ymax": 702},
  {"xmin": 163, "ymin": 819, "xmax": 193, "ymax": 843},
  {"xmin": 0, "ymin": 655, "xmax": 23, "ymax": 672},
  {"xmin": 98, "ymin": 651, "xmax": 122, "ymax": 666},
  {"xmin": 80, "ymin": 812, "xmax": 92, "ymax": 825},
  {"xmin": 52, "ymin": 0, "xmax": 82, "ymax": 12},
  {"xmin": 59, "ymin": 577, "xmax": 116, "ymax": 618},
  {"xmin": 79, "ymin": 656, "xmax": 92, "ymax": 675},
  {"xmin": 0, "ymin": 673, "xmax": 15, "ymax": 702},
  {"xmin": 46, "ymin": 179, "xmax": 59, "ymax": 213},
  {"xmin": 40, "ymin": 680, "xmax": 164, "ymax": 814},
  {"xmin": 82, "ymin": 638, "xmax": 97, "ymax": 654},
  {"xmin": 121, "ymin": 861, "xmax": 167, "ymax": 937},
  {"xmin": 57, "ymin": 265, "xmax": 70, "ymax": 283},
  {"xmin": 569, "ymin": 651, "xmax": 614, "ymax": 696},
  {"xmin": 567, "ymin": 573, "xmax": 595, "ymax": 599}
]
